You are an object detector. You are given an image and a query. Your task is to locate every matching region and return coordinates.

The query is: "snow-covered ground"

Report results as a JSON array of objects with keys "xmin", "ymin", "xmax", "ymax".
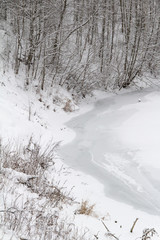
[
  {"xmin": 1, "ymin": 68, "xmax": 160, "ymax": 240},
  {"xmin": 1, "ymin": 12, "xmax": 160, "ymax": 240}
]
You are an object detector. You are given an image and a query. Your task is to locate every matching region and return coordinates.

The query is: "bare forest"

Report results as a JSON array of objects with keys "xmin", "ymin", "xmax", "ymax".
[{"xmin": 0, "ymin": 0, "xmax": 160, "ymax": 96}]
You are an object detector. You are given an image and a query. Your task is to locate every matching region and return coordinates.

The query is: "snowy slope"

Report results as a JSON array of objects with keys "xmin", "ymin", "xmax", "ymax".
[
  {"xmin": 0, "ymin": 70, "xmax": 160, "ymax": 240},
  {"xmin": 0, "ymin": 15, "xmax": 160, "ymax": 240}
]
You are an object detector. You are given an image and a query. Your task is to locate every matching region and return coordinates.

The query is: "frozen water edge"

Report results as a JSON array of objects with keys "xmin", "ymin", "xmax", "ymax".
[{"xmin": 60, "ymin": 88, "xmax": 160, "ymax": 216}]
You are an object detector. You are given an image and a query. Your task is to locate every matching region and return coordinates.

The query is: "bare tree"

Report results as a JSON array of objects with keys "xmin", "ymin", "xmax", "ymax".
[{"xmin": 1, "ymin": 0, "xmax": 160, "ymax": 94}]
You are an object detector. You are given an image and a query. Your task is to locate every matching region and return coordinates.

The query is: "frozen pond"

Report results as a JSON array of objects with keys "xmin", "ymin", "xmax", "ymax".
[{"xmin": 60, "ymin": 89, "xmax": 160, "ymax": 215}]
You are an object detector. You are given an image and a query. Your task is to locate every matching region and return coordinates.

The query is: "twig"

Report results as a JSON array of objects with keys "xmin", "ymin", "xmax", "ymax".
[
  {"xmin": 28, "ymin": 101, "xmax": 31, "ymax": 121},
  {"xmin": 101, "ymin": 220, "xmax": 110, "ymax": 232},
  {"xmin": 101, "ymin": 220, "xmax": 119, "ymax": 240},
  {"xmin": 130, "ymin": 218, "xmax": 139, "ymax": 233},
  {"xmin": 107, "ymin": 232, "xmax": 119, "ymax": 240}
]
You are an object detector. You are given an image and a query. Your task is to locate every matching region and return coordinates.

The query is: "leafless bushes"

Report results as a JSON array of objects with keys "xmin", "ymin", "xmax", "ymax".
[
  {"xmin": 1, "ymin": 0, "xmax": 160, "ymax": 96},
  {"xmin": 0, "ymin": 138, "xmax": 90, "ymax": 240}
]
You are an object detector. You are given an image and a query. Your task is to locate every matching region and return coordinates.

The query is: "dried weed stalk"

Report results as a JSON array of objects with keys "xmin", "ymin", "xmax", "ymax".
[
  {"xmin": 77, "ymin": 200, "xmax": 95, "ymax": 216},
  {"xmin": 0, "ymin": 138, "xmax": 91, "ymax": 239}
]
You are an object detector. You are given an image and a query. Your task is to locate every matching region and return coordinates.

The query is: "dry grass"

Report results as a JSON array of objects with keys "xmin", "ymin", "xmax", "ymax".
[
  {"xmin": 63, "ymin": 99, "xmax": 74, "ymax": 112},
  {"xmin": 142, "ymin": 228, "xmax": 158, "ymax": 240},
  {"xmin": 77, "ymin": 200, "xmax": 95, "ymax": 216},
  {"xmin": 2, "ymin": 137, "xmax": 58, "ymax": 175},
  {"xmin": 0, "ymin": 138, "xmax": 92, "ymax": 240}
]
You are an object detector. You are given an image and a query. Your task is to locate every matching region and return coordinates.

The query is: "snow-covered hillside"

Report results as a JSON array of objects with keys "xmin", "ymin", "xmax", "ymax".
[
  {"xmin": 0, "ymin": 16, "xmax": 160, "ymax": 240},
  {"xmin": 0, "ymin": 69, "xmax": 160, "ymax": 240}
]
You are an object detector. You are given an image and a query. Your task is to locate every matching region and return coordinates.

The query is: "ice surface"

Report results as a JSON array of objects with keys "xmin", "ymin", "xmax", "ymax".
[{"xmin": 60, "ymin": 88, "xmax": 160, "ymax": 215}]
